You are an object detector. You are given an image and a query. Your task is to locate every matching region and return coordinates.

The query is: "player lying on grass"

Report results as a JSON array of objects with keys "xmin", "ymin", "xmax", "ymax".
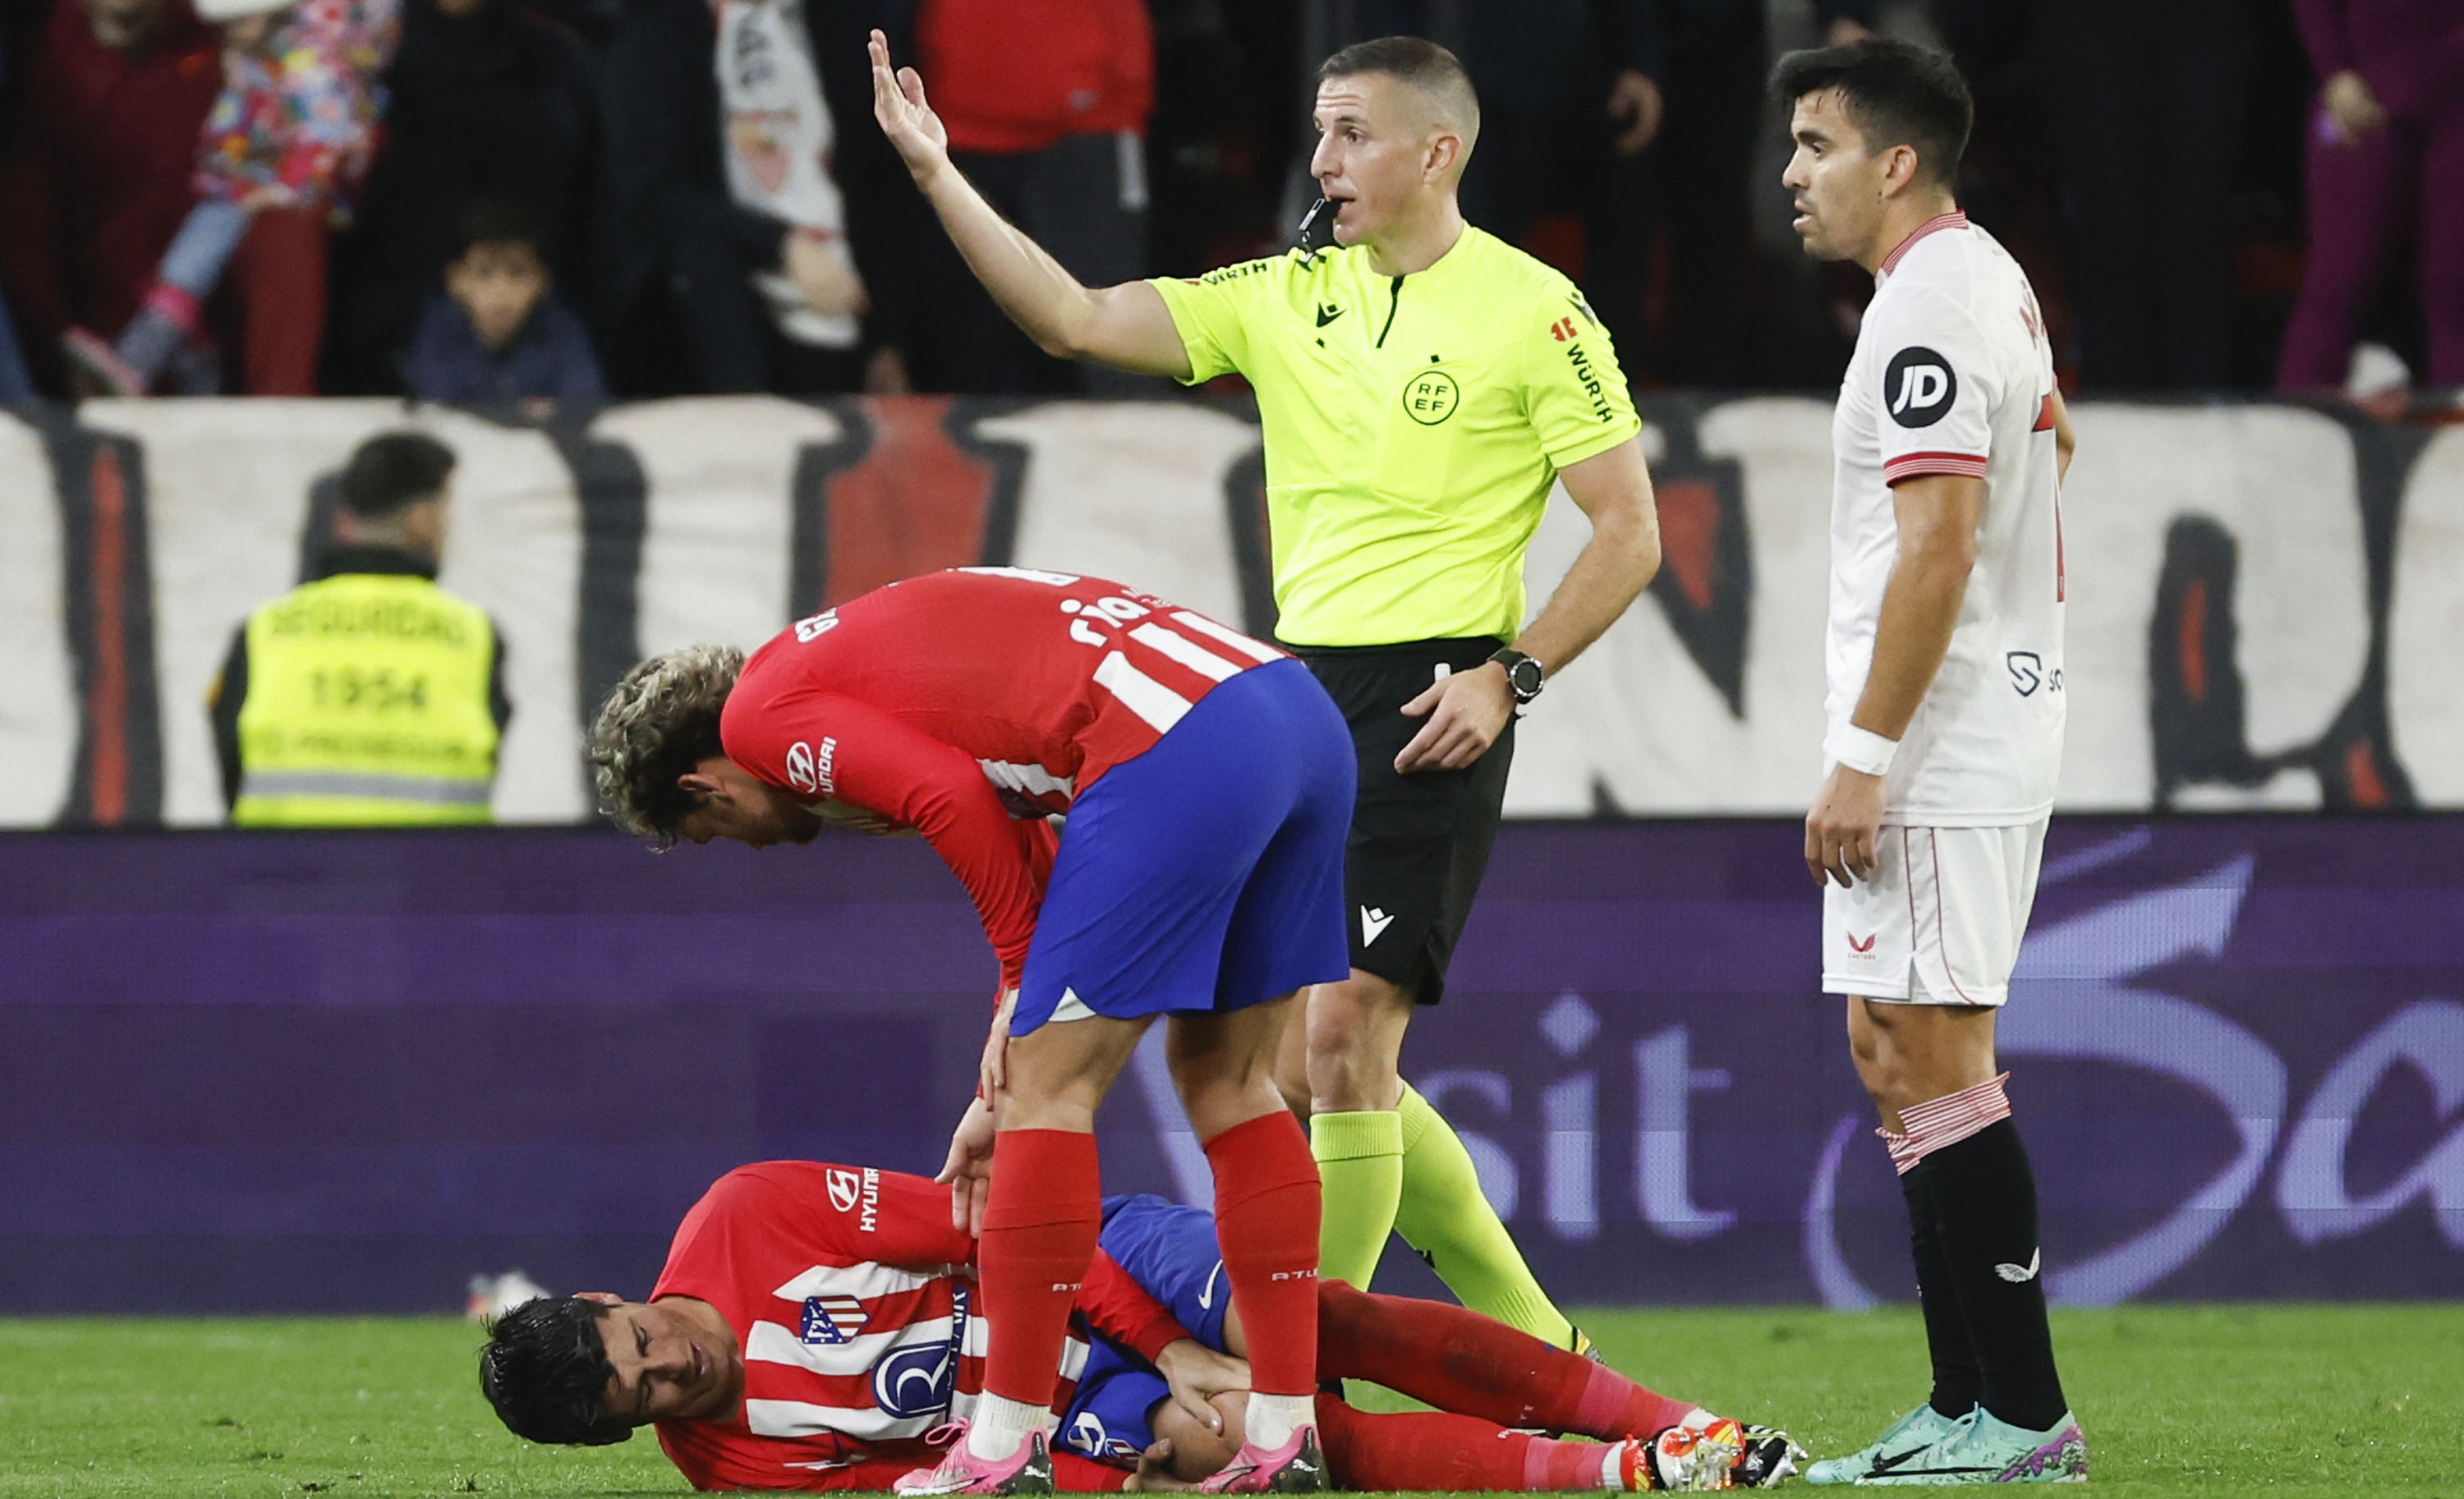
[
  {"xmin": 479, "ymin": 1161, "xmax": 1802, "ymax": 1492},
  {"xmin": 586, "ymin": 567, "xmax": 1352, "ymax": 1492}
]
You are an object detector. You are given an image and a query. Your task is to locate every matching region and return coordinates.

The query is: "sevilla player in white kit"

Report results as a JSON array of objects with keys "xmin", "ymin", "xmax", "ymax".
[
  {"xmin": 1777, "ymin": 39, "xmax": 2089, "ymax": 1486},
  {"xmin": 586, "ymin": 568, "xmax": 1353, "ymax": 1494}
]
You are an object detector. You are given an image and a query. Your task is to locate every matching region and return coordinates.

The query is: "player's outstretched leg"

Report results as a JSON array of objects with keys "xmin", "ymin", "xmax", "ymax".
[
  {"xmin": 1315, "ymin": 1278, "xmax": 1694, "ymax": 1437},
  {"xmin": 1392, "ymin": 1080, "xmax": 1584, "ymax": 1350},
  {"xmin": 1313, "ymin": 1394, "xmax": 1788, "ymax": 1492},
  {"xmin": 1315, "ymin": 1393, "xmax": 1651, "ymax": 1492},
  {"xmin": 1172, "ymin": 999, "xmax": 1327, "ymax": 1494},
  {"xmin": 1314, "ymin": 1281, "xmax": 1802, "ymax": 1488}
]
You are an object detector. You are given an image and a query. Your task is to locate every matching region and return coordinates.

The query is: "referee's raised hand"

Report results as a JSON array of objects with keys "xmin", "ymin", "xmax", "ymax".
[{"xmin": 868, "ymin": 29, "xmax": 949, "ymax": 184}]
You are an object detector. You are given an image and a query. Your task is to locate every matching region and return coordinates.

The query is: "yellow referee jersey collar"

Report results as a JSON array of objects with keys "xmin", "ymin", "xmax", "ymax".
[{"xmin": 1342, "ymin": 220, "xmax": 1483, "ymax": 283}]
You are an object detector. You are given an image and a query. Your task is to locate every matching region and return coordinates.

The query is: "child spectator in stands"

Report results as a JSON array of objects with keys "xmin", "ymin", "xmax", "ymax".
[
  {"xmin": 402, "ymin": 199, "xmax": 604, "ymax": 402},
  {"xmin": 62, "ymin": 0, "xmax": 398, "ymax": 395},
  {"xmin": 320, "ymin": 0, "xmax": 602, "ymax": 396}
]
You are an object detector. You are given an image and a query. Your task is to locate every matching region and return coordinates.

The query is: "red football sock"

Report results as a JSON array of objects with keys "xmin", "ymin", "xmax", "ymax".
[
  {"xmin": 1316, "ymin": 1279, "xmax": 1695, "ymax": 1438},
  {"xmin": 1202, "ymin": 1111, "xmax": 1321, "ymax": 1397},
  {"xmin": 978, "ymin": 1129, "xmax": 1102, "ymax": 1407},
  {"xmin": 1315, "ymin": 1393, "xmax": 1620, "ymax": 1491}
]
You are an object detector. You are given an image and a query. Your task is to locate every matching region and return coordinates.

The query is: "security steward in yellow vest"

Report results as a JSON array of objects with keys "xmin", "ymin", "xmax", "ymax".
[{"xmin": 209, "ymin": 431, "xmax": 510, "ymax": 825}]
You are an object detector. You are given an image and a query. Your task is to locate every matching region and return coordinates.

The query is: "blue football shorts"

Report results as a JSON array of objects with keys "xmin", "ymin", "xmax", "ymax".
[
  {"xmin": 1014, "ymin": 657, "xmax": 1354, "ymax": 1035},
  {"xmin": 1056, "ymin": 1193, "xmax": 1236, "ymax": 1465}
]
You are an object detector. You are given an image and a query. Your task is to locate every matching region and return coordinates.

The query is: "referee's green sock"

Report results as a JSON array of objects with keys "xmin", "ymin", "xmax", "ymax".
[
  {"xmin": 1310, "ymin": 1109, "xmax": 1404, "ymax": 1290},
  {"xmin": 1393, "ymin": 1082, "xmax": 1579, "ymax": 1350}
]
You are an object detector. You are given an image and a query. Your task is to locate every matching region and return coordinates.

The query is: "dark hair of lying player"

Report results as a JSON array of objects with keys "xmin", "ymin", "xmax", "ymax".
[
  {"xmin": 480, "ymin": 1296, "xmax": 631, "ymax": 1446},
  {"xmin": 1768, "ymin": 37, "xmax": 1972, "ymax": 188}
]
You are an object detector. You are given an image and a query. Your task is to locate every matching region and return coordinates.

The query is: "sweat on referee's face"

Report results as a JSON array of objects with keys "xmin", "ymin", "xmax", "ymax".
[{"xmin": 1308, "ymin": 69, "xmax": 1470, "ymax": 250}]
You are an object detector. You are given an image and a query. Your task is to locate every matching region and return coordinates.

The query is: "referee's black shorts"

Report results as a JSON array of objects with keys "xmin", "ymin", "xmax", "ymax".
[{"xmin": 1287, "ymin": 636, "xmax": 1515, "ymax": 1007}]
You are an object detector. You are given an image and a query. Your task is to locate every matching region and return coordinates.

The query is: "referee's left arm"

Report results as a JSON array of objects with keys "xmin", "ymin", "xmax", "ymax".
[
  {"xmin": 1393, "ymin": 435, "xmax": 1659, "ymax": 773},
  {"xmin": 1509, "ymin": 436, "xmax": 1662, "ymax": 676}
]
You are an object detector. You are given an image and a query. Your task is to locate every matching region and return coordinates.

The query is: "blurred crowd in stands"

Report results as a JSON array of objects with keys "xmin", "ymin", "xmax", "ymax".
[{"xmin": 0, "ymin": 0, "xmax": 2455, "ymax": 405}]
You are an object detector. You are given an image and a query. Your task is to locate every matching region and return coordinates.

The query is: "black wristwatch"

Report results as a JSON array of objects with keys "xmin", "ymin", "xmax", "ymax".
[{"xmin": 1490, "ymin": 647, "xmax": 1546, "ymax": 706}]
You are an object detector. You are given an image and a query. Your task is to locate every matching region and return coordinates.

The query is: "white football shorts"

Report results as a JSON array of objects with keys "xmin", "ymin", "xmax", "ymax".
[{"xmin": 1822, "ymin": 820, "xmax": 2048, "ymax": 1006}]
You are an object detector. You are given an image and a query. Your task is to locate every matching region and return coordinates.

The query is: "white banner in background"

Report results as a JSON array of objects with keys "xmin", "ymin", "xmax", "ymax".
[
  {"xmin": 2390, "ymin": 429, "xmax": 2464, "ymax": 807},
  {"xmin": 7, "ymin": 397, "xmax": 2460, "ymax": 824},
  {"xmin": 0, "ymin": 414, "xmax": 75, "ymax": 822},
  {"xmin": 77, "ymin": 401, "xmax": 591, "ymax": 825},
  {"xmin": 616, "ymin": 397, "xmax": 843, "ymax": 658}
]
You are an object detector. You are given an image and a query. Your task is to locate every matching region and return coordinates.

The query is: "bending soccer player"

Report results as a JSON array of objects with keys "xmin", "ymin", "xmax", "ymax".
[
  {"xmin": 586, "ymin": 568, "xmax": 1348, "ymax": 1494},
  {"xmin": 479, "ymin": 1160, "xmax": 1802, "ymax": 1492}
]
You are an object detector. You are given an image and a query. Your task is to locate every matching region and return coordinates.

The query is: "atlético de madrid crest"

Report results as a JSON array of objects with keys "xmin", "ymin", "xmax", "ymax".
[{"xmin": 799, "ymin": 1293, "xmax": 867, "ymax": 1344}]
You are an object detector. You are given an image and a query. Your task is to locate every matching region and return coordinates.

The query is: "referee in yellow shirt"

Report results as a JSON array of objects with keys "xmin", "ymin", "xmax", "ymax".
[{"xmin": 871, "ymin": 31, "xmax": 1661, "ymax": 1350}]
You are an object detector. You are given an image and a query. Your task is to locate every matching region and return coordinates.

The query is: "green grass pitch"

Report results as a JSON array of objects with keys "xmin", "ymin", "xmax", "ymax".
[{"xmin": 1, "ymin": 1306, "xmax": 2456, "ymax": 1496}]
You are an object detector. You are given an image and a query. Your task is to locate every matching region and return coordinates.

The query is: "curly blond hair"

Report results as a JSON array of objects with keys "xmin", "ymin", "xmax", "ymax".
[{"xmin": 586, "ymin": 645, "xmax": 745, "ymax": 844}]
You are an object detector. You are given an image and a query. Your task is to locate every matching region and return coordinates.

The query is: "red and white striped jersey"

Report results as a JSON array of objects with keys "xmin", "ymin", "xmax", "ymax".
[
  {"xmin": 721, "ymin": 568, "xmax": 1288, "ymax": 987},
  {"xmin": 1827, "ymin": 213, "xmax": 2066, "ymax": 823},
  {"xmin": 651, "ymin": 1162, "xmax": 1185, "ymax": 1492}
]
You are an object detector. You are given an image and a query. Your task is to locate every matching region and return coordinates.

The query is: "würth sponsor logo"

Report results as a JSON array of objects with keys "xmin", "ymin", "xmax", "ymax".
[
  {"xmin": 1564, "ymin": 339, "xmax": 1614, "ymax": 422},
  {"xmin": 784, "ymin": 737, "xmax": 839, "ymax": 797},
  {"xmin": 1550, "ymin": 316, "xmax": 1578, "ymax": 342}
]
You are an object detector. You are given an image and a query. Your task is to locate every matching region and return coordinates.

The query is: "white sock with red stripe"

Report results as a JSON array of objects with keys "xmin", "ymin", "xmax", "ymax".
[{"xmin": 1879, "ymin": 1073, "xmax": 2012, "ymax": 1175}]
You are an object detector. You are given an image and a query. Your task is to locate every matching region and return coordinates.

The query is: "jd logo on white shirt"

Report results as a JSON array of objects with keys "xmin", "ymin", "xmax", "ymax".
[{"xmin": 1885, "ymin": 346, "xmax": 1956, "ymax": 428}]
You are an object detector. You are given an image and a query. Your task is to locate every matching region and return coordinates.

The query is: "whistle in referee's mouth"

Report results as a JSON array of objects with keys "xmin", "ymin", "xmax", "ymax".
[{"xmin": 1296, "ymin": 196, "xmax": 1332, "ymax": 262}]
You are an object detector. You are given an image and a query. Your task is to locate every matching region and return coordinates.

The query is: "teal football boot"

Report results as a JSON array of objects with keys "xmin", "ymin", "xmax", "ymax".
[
  {"xmin": 1855, "ymin": 1408, "xmax": 2086, "ymax": 1485},
  {"xmin": 1804, "ymin": 1404, "xmax": 1968, "ymax": 1485}
]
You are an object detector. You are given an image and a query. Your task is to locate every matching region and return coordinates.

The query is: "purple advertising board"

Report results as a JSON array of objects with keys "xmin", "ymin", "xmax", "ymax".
[{"xmin": 2, "ymin": 818, "xmax": 2459, "ymax": 1313}]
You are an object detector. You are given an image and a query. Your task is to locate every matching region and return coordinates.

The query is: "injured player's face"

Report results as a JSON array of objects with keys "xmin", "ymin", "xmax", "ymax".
[{"xmin": 584, "ymin": 1292, "xmax": 743, "ymax": 1427}]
